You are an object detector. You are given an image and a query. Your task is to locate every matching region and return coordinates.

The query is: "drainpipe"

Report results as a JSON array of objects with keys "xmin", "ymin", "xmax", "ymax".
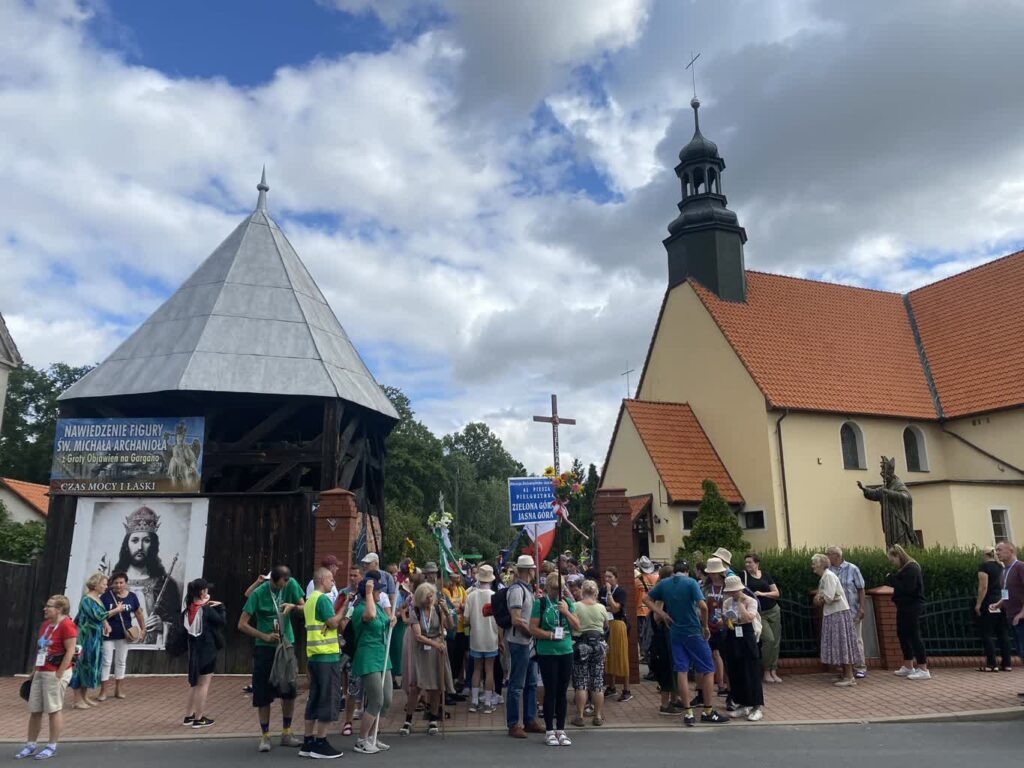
[{"xmin": 775, "ymin": 409, "xmax": 792, "ymax": 549}]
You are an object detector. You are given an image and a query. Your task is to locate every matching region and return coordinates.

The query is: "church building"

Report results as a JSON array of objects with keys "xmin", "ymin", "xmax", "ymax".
[{"xmin": 601, "ymin": 97, "xmax": 1024, "ymax": 558}]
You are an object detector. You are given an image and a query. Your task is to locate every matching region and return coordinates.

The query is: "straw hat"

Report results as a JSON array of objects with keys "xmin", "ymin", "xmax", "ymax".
[
  {"xmin": 705, "ymin": 557, "xmax": 727, "ymax": 574},
  {"xmin": 515, "ymin": 555, "xmax": 537, "ymax": 569},
  {"xmin": 422, "ymin": 561, "xmax": 439, "ymax": 574},
  {"xmin": 723, "ymin": 574, "xmax": 745, "ymax": 592},
  {"xmin": 713, "ymin": 547, "xmax": 733, "ymax": 565},
  {"xmin": 637, "ymin": 556, "xmax": 656, "ymax": 574},
  {"xmin": 476, "ymin": 564, "xmax": 496, "ymax": 583}
]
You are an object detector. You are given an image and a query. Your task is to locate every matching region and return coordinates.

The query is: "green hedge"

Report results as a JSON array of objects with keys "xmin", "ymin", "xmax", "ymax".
[{"xmin": 753, "ymin": 546, "xmax": 984, "ymax": 599}]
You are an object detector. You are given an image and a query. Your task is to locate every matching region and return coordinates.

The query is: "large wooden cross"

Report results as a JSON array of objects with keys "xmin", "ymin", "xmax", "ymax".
[{"xmin": 533, "ymin": 394, "xmax": 576, "ymax": 474}]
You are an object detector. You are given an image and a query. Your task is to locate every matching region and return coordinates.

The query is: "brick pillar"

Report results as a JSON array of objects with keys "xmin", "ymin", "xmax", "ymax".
[
  {"xmin": 867, "ymin": 586, "xmax": 901, "ymax": 670},
  {"xmin": 594, "ymin": 487, "xmax": 640, "ymax": 685},
  {"xmin": 315, "ymin": 488, "xmax": 361, "ymax": 576}
]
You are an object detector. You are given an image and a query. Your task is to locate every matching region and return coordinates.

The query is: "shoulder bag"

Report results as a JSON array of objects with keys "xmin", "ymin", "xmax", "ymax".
[{"xmin": 115, "ymin": 593, "xmax": 143, "ymax": 643}]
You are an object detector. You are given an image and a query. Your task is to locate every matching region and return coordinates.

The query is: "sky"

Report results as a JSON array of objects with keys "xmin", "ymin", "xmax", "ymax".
[{"xmin": 2, "ymin": 0, "xmax": 1024, "ymax": 475}]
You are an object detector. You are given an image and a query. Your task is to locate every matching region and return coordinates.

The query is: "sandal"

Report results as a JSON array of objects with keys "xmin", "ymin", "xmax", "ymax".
[
  {"xmin": 977, "ymin": 666, "xmax": 998, "ymax": 672},
  {"xmin": 342, "ymin": 722, "xmax": 353, "ymax": 736},
  {"xmin": 428, "ymin": 721, "xmax": 439, "ymax": 735},
  {"xmin": 399, "ymin": 719, "xmax": 412, "ymax": 736},
  {"xmin": 592, "ymin": 716, "xmax": 603, "ymax": 726}
]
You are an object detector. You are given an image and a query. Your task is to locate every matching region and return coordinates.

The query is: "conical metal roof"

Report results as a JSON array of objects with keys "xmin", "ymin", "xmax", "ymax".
[{"xmin": 60, "ymin": 173, "xmax": 398, "ymax": 420}]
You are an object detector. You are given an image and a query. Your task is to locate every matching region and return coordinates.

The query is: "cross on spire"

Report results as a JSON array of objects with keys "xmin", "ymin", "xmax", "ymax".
[
  {"xmin": 685, "ymin": 50, "xmax": 701, "ymax": 100},
  {"xmin": 532, "ymin": 394, "xmax": 576, "ymax": 474}
]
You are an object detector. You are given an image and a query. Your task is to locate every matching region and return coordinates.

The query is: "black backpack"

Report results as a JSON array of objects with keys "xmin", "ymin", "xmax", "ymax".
[
  {"xmin": 491, "ymin": 583, "xmax": 528, "ymax": 630},
  {"xmin": 341, "ymin": 616, "xmax": 358, "ymax": 660}
]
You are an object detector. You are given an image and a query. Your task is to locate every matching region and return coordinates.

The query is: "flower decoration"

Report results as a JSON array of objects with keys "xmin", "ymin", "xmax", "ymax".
[
  {"xmin": 427, "ymin": 508, "xmax": 453, "ymax": 531},
  {"xmin": 551, "ymin": 469, "xmax": 583, "ymax": 505}
]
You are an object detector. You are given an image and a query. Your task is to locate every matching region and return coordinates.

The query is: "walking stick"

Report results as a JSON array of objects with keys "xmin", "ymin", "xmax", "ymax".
[{"xmin": 438, "ymin": 640, "xmax": 447, "ymax": 740}]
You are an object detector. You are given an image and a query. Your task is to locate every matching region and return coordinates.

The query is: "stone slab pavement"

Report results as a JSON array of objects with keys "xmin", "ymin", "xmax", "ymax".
[{"xmin": 1, "ymin": 668, "xmax": 1021, "ymax": 742}]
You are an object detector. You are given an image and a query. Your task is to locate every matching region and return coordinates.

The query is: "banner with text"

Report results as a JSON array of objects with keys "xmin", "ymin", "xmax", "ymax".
[
  {"xmin": 50, "ymin": 417, "xmax": 205, "ymax": 494},
  {"xmin": 508, "ymin": 477, "xmax": 558, "ymax": 526}
]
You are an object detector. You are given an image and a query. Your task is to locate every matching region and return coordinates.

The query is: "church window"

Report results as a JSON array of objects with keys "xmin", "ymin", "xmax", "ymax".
[
  {"xmin": 903, "ymin": 426, "xmax": 928, "ymax": 472},
  {"xmin": 840, "ymin": 421, "xmax": 866, "ymax": 470}
]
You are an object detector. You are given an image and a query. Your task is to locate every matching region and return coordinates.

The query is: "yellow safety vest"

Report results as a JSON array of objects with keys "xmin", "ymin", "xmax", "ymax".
[{"xmin": 304, "ymin": 591, "xmax": 340, "ymax": 657}]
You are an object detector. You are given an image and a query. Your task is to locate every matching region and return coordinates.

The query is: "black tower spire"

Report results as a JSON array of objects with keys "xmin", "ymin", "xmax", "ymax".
[{"xmin": 664, "ymin": 97, "xmax": 747, "ymax": 302}]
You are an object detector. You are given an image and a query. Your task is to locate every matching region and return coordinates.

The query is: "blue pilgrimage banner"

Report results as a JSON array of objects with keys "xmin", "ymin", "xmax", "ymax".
[
  {"xmin": 508, "ymin": 477, "xmax": 557, "ymax": 526},
  {"xmin": 50, "ymin": 417, "xmax": 205, "ymax": 494}
]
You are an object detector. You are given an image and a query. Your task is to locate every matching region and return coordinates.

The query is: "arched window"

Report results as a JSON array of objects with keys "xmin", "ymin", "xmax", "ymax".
[
  {"xmin": 840, "ymin": 421, "xmax": 866, "ymax": 470},
  {"xmin": 903, "ymin": 425, "xmax": 928, "ymax": 472}
]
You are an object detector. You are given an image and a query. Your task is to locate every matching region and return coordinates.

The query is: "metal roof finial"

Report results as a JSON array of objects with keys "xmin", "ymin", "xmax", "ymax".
[{"xmin": 256, "ymin": 165, "xmax": 269, "ymax": 211}]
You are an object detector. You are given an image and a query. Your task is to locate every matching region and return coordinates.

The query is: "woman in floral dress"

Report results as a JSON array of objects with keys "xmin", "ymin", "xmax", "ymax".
[{"xmin": 70, "ymin": 573, "xmax": 127, "ymax": 708}]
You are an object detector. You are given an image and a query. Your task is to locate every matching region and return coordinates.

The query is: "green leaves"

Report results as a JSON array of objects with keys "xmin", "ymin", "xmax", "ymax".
[
  {"xmin": 0, "ymin": 499, "xmax": 46, "ymax": 563},
  {"xmin": 679, "ymin": 479, "xmax": 750, "ymax": 560}
]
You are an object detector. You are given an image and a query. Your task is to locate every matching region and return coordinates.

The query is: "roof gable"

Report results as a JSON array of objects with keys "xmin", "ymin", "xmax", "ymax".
[
  {"xmin": 59, "ymin": 192, "xmax": 398, "ymax": 421},
  {"xmin": 622, "ymin": 399, "xmax": 743, "ymax": 505},
  {"xmin": 908, "ymin": 250, "xmax": 1024, "ymax": 418},
  {"xmin": 691, "ymin": 273, "xmax": 937, "ymax": 419},
  {"xmin": 0, "ymin": 477, "xmax": 48, "ymax": 517}
]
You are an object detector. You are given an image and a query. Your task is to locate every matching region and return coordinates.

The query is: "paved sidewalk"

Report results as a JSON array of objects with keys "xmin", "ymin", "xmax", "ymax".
[{"xmin": 1, "ymin": 668, "xmax": 1021, "ymax": 742}]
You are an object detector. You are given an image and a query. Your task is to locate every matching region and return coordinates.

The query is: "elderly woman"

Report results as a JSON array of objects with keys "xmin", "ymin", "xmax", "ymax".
[
  {"xmin": 885, "ymin": 545, "xmax": 930, "ymax": 680},
  {"xmin": 975, "ymin": 546, "xmax": 1013, "ymax": 672},
  {"xmin": 353, "ymin": 571, "xmax": 397, "ymax": 754},
  {"xmin": 70, "ymin": 573, "xmax": 128, "ymax": 709},
  {"xmin": 570, "ymin": 579, "xmax": 608, "ymax": 727},
  {"xmin": 15, "ymin": 595, "xmax": 78, "ymax": 760},
  {"xmin": 811, "ymin": 554, "xmax": 862, "ymax": 686},
  {"xmin": 407, "ymin": 582, "xmax": 454, "ymax": 736},
  {"xmin": 722, "ymin": 575, "xmax": 764, "ymax": 720},
  {"xmin": 531, "ymin": 572, "xmax": 580, "ymax": 746}
]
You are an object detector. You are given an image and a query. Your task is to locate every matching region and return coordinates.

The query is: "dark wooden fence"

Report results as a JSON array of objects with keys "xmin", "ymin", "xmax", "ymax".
[{"xmin": 2, "ymin": 492, "xmax": 316, "ymax": 676}]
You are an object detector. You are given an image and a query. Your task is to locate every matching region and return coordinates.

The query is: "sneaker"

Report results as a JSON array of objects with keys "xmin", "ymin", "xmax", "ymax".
[
  {"xmin": 701, "ymin": 710, "xmax": 729, "ymax": 724},
  {"xmin": 14, "ymin": 745, "xmax": 37, "ymax": 760},
  {"xmin": 545, "ymin": 731, "xmax": 559, "ymax": 746},
  {"xmin": 482, "ymin": 703, "xmax": 496, "ymax": 714},
  {"xmin": 353, "ymin": 740, "xmax": 380, "ymax": 755},
  {"xmin": 689, "ymin": 693, "xmax": 703, "ymax": 707},
  {"xmin": 183, "ymin": 714, "xmax": 196, "ymax": 726},
  {"xmin": 309, "ymin": 739, "xmax": 343, "ymax": 759},
  {"xmin": 908, "ymin": 669, "xmax": 932, "ymax": 680},
  {"xmin": 670, "ymin": 701, "xmax": 686, "ymax": 713},
  {"xmin": 730, "ymin": 706, "xmax": 751, "ymax": 719},
  {"xmin": 281, "ymin": 733, "xmax": 304, "ymax": 748},
  {"xmin": 894, "ymin": 666, "xmax": 914, "ymax": 677},
  {"xmin": 854, "ymin": 670, "xmax": 867, "ymax": 679},
  {"xmin": 834, "ymin": 679, "xmax": 857, "ymax": 687},
  {"xmin": 191, "ymin": 717, "xmax": 215, "ymax": 729},
  {"xmin": 683, "ymin": 713, "xmax": 696, "ymax": 727},
  {"xmin": 427, "ymin": 721, "xmax": 439, "ymax": 736},
  {"xmin": 468, "ymin": 702, "xmax": 479, "ymax": 713},
  {"xmin": 618, "ymin": 691, "xmax": 634, "ymax": 703},
  {"xmin": 258, "ymin": 735, "xmax": 272, "ymax": 753},
  {"xmin": 747, "ymin": 708, "xmax": 764, "ymax": 722},
  {"xmin": 658, "ymin": 705, "xmax": 678, "ymax": 716},
  {"xmin": 32, "ymin": 747, "xmax": 56, "ymax": 761},
  {"xmin": 298, "ymin": 738, "xmax": 314, "ymax": 758},
  {"xmin": 604, "ymin": 686, "xmax": 617, "ymax": 696},
  {"xmin": 374, "ymin": 741, "xmax": 390, "ymax": 751},
  {"xmin": 556, "ymin": 730, "xmax": 572, "ymax": 746},
  {"xmin": 399, "ymin": 720, "xmax": 412, "ymax": 736}
]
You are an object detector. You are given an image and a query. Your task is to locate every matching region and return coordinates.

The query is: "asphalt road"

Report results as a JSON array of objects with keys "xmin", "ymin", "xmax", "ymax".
[{"xmin": 11, "ymin": 722, "xmax": 1021, "ymax": 767}]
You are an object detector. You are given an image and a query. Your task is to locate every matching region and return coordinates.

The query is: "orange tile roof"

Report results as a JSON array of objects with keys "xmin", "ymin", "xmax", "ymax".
[
  {"xmin": 691, "ymin": 273, "xmax": 937, "ymax": 419},
  {"xmin": 627, "ymin": 494, "xmax": 652, "ymax": 522},
  {"xmin": 0, "ymin": 477, "xmax": 49, "ymax": 517},
  {"xmin": 908, "ymin": 250, "xmax": 1024, "ymax": 418},
  {"xmin": 623, "ymin": 400, "xmax": 743, "ymax": 504}
]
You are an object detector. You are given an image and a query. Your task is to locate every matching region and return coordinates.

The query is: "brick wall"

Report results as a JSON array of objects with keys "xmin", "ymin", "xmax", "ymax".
[
  {"xmin": 594, "ymin": 487, "xmax": 641, "ymax": 685},
  {"xmin": 314, "ymin": 488, "xmax": 361, "ymax": 576}
]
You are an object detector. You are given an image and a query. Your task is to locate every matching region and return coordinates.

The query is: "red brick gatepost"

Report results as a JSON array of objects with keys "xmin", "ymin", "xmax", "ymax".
[
  {"xmin": 868, "ymin": 585, "xmax": 901, "ymax": 670},
  {"xmin": 315, "ymin": 488, "xmax": 361, "ymax": 576},
  {"xmin": 594, "ymin": 487, "xmax": 641, "ymax": 685}
]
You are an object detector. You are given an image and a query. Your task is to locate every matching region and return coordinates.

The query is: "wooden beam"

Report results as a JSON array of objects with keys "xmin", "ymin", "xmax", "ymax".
[
  {"xmin": 339, "ymin": 437, "xmax": 366, "ymax": 488},
  {"xmin": 248, "ymin": 460, "xmax": 302, "ymax": 493},
  {"xmin": 226, "ymin": 401, "xmax": 304, "ymax": 451},
  {"xmin": 320, "ymin": 400, "xmax": 343, "ymax": 490}
]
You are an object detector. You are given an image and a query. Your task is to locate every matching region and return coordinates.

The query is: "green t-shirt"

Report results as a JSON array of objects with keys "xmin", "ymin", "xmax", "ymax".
[
  {"xmin": 531, "ymin": 595, "xmax": 576, "ymax": 656},
  {"xmin": 243, "ymin": 578, "xmax": 305, "ymax": 647},
  {"xmin": 351, "ymin": 602, "xmax": 393, "ymax": 677},
  {"xmin": 307, "ymin": 592, "xmax": 340, "ymax": 664}
]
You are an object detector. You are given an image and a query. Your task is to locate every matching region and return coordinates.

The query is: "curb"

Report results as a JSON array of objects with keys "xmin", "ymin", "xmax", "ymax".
[{"xmin": 3, "ymin": 705, "xmax": 1020, "ymax": 744}]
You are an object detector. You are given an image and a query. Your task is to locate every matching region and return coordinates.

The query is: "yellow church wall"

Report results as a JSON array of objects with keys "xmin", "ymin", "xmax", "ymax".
[
  {"xmin": 947, "ymin": 484, "xmax": 1024, "ymax": 547},
  {"xmin": 601, "ymin": 409, "xmax": 676, "ymax": 562},
  {"xmin": 942, "ymin": 408, "xmax": 1024, "ymax": 480},
  {"xmin": 637, "ymin": 284, "xmax": 779, "ymax": 546}
]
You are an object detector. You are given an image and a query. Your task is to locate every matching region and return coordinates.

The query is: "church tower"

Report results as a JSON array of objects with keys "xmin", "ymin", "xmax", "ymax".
[{"xmin": 664, "ymin": 97, "xmax": 747, "ymax": 302}]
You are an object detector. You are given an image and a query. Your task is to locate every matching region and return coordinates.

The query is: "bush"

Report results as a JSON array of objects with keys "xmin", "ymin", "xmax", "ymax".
[
  {"xmin": 0, "ymin": 499, "xmax": 47, "ymax": 563},
  {"xmin": 753, "ymin": 545, "xmax": 984, "ymax": 599},
  {"xmin": 679, "ymin": 480, "xmax": 749, "ymax": 560}
]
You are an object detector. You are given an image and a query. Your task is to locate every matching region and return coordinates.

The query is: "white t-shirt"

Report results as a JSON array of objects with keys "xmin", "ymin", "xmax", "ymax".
[
  {"xmin": 464, "ymin": 588, "xmax": 500, "ymax": 652},
  {"xmin": 306, "ymin": 580, "xmax": 339, "ymax": 604}
]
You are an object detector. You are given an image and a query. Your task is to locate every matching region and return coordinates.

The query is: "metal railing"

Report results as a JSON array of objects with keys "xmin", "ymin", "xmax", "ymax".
[
  {"xmin": 918, "ymin": 593, "xmax": 979, "ymax": 656},
  {"xmin": 777, "ymin": 596, "xmax": 819, "ymax": 658}
]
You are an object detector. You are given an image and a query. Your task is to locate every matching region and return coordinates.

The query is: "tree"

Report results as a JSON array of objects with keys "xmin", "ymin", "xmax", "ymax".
[
  {"xmin": 0, "ymin": 362, "xmax": 93, "ymax": 483},
  {"xmin": 442, "ymin": 422, "xmax": 526, "ymax": 482},
  {"xmin": 679, "ymin": 479, "xmax": 749, "ymax": 559},
  {"xmin": 382, "ymin": 386, "xmax": 447, "ymax": 517},
  {"xmin": 0, "ymin": 499, "xmax": 46, "ymax": 563}
]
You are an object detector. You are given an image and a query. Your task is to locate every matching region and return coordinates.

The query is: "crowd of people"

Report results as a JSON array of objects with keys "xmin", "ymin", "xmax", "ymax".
[{"xmin": 15, "ymin": 539, "xmax": 1024, "ymax": 759}]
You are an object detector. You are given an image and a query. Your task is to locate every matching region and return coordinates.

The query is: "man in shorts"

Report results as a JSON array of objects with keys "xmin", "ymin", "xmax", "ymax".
[
  {"xmin": 238, "ymin": 565, "xmax": 306, "ymax": 752},
  {"xmin": 644, "ymin": 561, "xmax": 727, "ymax": 726},
  {"xmin": 301, "ymin": 567, "xmax": 347, "ymax": 759}
]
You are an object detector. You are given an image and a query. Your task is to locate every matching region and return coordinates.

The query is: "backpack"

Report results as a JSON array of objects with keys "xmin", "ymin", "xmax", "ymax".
[
  {"xmin": 341, "ymin": 615, "xmax": 358, "ymax": 661},
  {"xmin": 491, "ymin": 583, "xmax": 524, "ymax": 630}
]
